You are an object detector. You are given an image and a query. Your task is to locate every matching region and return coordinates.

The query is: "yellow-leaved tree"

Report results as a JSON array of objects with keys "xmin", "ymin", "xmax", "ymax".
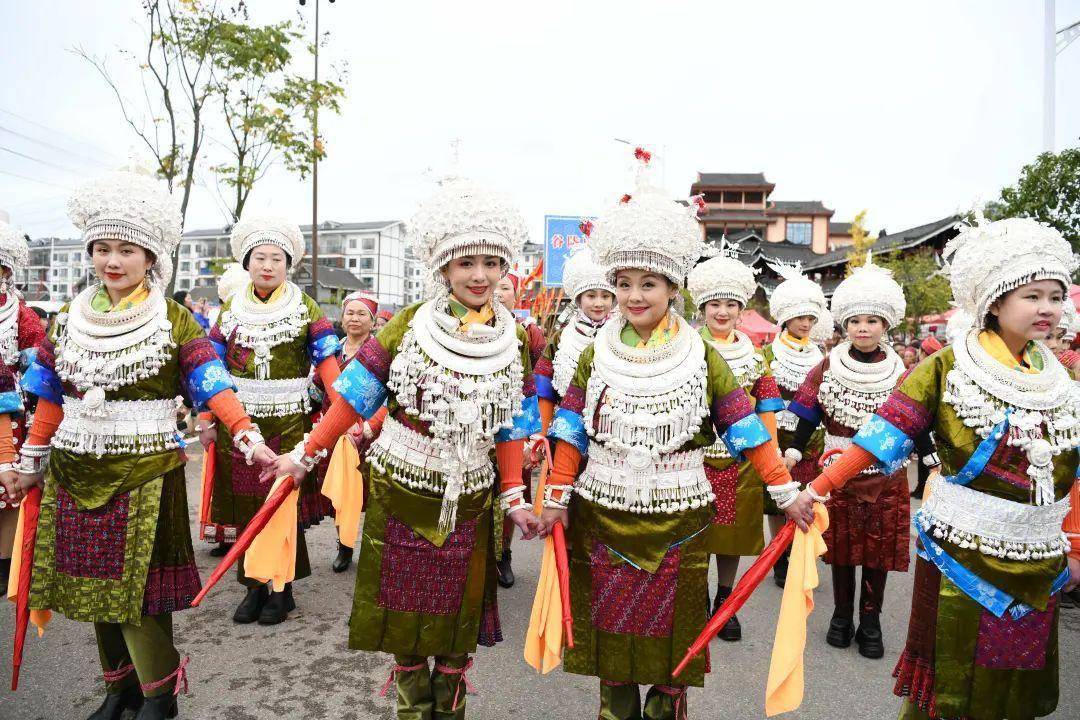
[{"xmin": 845, "ymin": 210, "xmax": 876, "ymax": 274}]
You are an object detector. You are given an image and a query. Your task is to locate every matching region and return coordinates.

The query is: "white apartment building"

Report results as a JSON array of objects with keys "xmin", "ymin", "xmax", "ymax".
[{"xmin": 20, "ymin": 236, "xmax": 93, "ymax": 301}]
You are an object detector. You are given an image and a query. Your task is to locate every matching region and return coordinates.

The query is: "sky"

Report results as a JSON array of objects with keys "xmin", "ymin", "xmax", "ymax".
[{"xmin": 1, "ymin": 0, "xmax": 1079, "ymax": 245}]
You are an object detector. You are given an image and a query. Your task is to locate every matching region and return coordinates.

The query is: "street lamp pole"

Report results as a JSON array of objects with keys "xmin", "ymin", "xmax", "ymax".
[
  {"xmin": 1043, "ymin": 0, "xmax": 1080, "ymax": 152},
  {"xmin": 300, "ymin": 0, "xmax": 334, "ymax": 296}
]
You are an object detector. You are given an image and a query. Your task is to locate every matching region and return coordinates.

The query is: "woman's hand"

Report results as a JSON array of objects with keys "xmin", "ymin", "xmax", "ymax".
[
  {"xmin": 539, "ymin": 507, "xmax": 569, "ymax": 538},
  {"xmin": 509, "ymin": 507, "xmax": 542, "ymax": 540},
  {"xmin": 1066, "ymin": 556, "xmax": 1080, "ymax": 592},
  {"xmin": 783, "ymin": 455, "xmax": 798, "ymax": 471},
  {"xmin": 784, "ymin": 489, "xmax": 816, "ymax": 532},
  {"xmin": 199, "ymin": 423, "xmax": 217, "ymax": 450},
  {"xmin": 14, "ymin": 472, "xmax": 43, "ymax": 503},
  {"xmin": 0, "ymin": 469, "xmax": 19, "ymax": 502}
]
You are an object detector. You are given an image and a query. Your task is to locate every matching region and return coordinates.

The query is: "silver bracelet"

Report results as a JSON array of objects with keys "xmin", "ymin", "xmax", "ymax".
[
  {"xmin": 543, "ymin": 484, "xmax": 572, "ymax": 510},
  {"xmin": 0, "ymin": 462, "xmax": 15, "ymax": 474},
  {"xmin": 288, "ymin": 438, "xmax": 327, "ymax": 473},
  {"xmin": 232, "ymin": 428, "xmax": 266, "ymax": 465},
  {"xmin": 18, "ymin": 444, "xmax": 50, "ymax": 476},
  {"xmin": 498, "ymin": 486, "xmax": 533, "ymax": 515},
  {"xmin": 768, "ymin": 481, "xmax": 801, "ymax": 510},
  {"xmin": 921, "ymin": 452, "xmax": 940, "ymax": 467},
  {"xmin": 783, "ymin": 448, "xmax": 803, "ymax": 464}
]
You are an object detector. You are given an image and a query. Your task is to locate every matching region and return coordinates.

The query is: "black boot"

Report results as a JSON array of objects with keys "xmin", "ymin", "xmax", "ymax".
[
  {"xmin": 1062, "ymin": 588, "xmax": 1080, "ymax": 609},
  {"xmin": 258, "ymin": 583, "xmax": 295, "ymax": 625},
  {"xmin": 496, "ymin": 548, "xmax": 515, "ymax": 588},
  {"xmin": 87, "ymin": 686, "xmax": 143, "ymax": 720},
  {"xmin": 713, "ymin": 585, "xmax": 742, "ymax": 642},
  {"xmin": 0, "ymin": 557, "xmax": 9, "ymax": 589},
  {"xmin": 232, "ymin": 585, "xmax": 268, "ymax": 624},
  {"xmin": 773, "ymin": 549, "xmax": 790, "ymax": 588},
  {"xmin": 331, "ymin": 542, "xmax": 354, "ymax": 573},
  {"xmin": 133, "ymin": 693, "xmax": 177, "ymax": 720},
  {"xmin": 826, "ymin": 615, "xmax": 854, "ymax": 648},
  {"xmin": 856, "ymin": 614, "xmax": 885, "ymax": 659},
  {"xmin": 209, "ymin": 542, "xmax": 233, "ymax": 558}
]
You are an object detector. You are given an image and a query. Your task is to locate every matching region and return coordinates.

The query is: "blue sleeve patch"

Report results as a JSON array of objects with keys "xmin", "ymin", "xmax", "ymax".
[
  {"xmin": 19, "ymin": 347, "xmax": 36, "ymax": 373},
  {"xmin": 308, "ymin": 333, "xmax": 340, "ymax": 366},
  {"xmin": 333, "ymin": 358, "xmax": 387, "ymax": 420},
  {"xmin": 496, "ymin": 394, "xmax": 542, "ymax": 442},
  {"xmin": 209, "ymin": 337, "xmax": 227, "ymax": 362},
  {"xmin": 22, "ymin": 359, "xmax": 62, "ymax": 405},
  {"xmin": 787, "ymin": 399, "xmax": 821, "ymax": 425},
  {"xmin": 185, "ymin": 358, "xmax": 236, "ymax": 411},
  {"xmin": 721, "ymin": 413, "xmax": 771, "ymax": 461},
  {"xmin": 547, "ymin": 407, "xmax": 589, "ymax": 456},
  {"xmin": 0, "ymin": 388, "xmax": 23, "ymax": 415},
  {"xmin": 755, "ymin": 397, "xmax": 785, "ymax": 414},
  {"xmin": 853, "ymin": 414, "xmax": 915, "ymax": 475},
  {"xmin": 535, "ymin": 374, "xmax": 557, "ymax": 403}
]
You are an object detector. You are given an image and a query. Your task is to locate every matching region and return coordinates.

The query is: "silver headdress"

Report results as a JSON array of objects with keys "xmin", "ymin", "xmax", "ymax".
[
  {"xmin": 767, "ymin": 260, "xmax": 828, "ymax": 327},
  {"xmin": 589, "ymin": 149, "xmax": 704, "ymax": 287},
  {"xmin": 408, "ymin": 176, "xmax": 528, "ymax": 275},
  {"xmin": 230, "ymin": 212, "xmax": 306, "ymax": 271},
  {"xmin": 1058, "ymin": 299, "xmax": 1079, "ymax": 343},
  {"xmin": 216, "ymin": 262, "xmax": 249, "ymax": 302},
  {"xmin": 943, "ymin": 215, "xmax": 1076, "ymax": 329},
  {"xmin": 830, "ymin": 251, "xmax": 906, "ymax": 329},
  {"xmin": 67, "ymin": 162, "xmax": 182, "ymax": 288},
  {"xmin": 688, "ymin": 239, "xmax": 758, "ymax": 308},
  {"xmin": 562, "ymin": 242, "xmax": 614, "ymax": 300},
  {"xmin": 0, "ymin": 220, "xmax": 29, "ymax": 278}
]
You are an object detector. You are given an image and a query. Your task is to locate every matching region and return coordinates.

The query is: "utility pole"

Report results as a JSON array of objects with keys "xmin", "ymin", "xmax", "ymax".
[
  {"xmin": 299, "ymin": 0, "xmax": 334, "ymax": 296},
  {"xmin": 1044, "ymin": 0, "xmax": 1080, "ymax": 152}
]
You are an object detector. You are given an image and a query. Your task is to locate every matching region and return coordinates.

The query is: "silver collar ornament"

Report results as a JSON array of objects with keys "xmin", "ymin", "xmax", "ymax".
[{"xmin": 219, "ymin": 281, "xmax": 308, "ymax": 380}]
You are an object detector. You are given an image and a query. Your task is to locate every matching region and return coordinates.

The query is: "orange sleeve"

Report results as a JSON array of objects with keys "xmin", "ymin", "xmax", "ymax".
[
  {"xmin": 496, "ymin": 440, "xmax": 525, "ymax": 491},
  {"xmin": 304, "ymin": 396, "xmax": 360, "ymax": 457},
  {"xmin": 0, "ymin": 415, "xmax": 14, "ymax": 463},
  {"xmin": 205, "ymin": 389, "xmax": 254, "ymax": 436},
  {"xmin": 549, "ymin": 441, "xmax": 583, "ymax": 487},
  {"xmin": 316, "ymin": 357, "xmax": 342, "ymax": 406},
  {"xmin": 760, "ymin": 411, "xmax": 778, "ymax": 445},
  {"xmin": 197, "ymin": 411, "xmax": 213, "ymax": 426},
  {"xmin": 1063, "ymin": 480, "xmax": 1080, "ymax": 561},
  {"xmin": 744, "ymin": 438, "xmax": 791, "ymax": 487},
  {"xmin": 809, "ymin": 445, "xmax": 876, "ymax": 496},
  {"xmin": 367, "ymin": 405, "xmax": 388, "ymax": 435},
  {"xmin": 539, "ymin": 398, "xmax": 556, "ymax": 435},
  {"xmin": 26, "ymin": 398, "xmax": 63, "ymax": 447}
]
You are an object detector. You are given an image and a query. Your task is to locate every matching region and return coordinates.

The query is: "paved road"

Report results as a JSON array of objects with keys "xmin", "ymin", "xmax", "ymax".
[{"xmin": 2, "ymin": 451, "xmax": 1078, "ymax": 719}]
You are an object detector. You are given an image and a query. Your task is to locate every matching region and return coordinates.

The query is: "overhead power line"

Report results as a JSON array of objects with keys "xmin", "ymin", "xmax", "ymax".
[{"xmin": 0, "ymin": 126, "xmax": 109, "ymax": 169}]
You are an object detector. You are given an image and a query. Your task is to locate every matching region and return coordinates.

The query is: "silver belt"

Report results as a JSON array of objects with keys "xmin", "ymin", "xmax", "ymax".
[
  {"xmin": 233, "ymin": 376, "xmax": 311, "ymax": 418},
  {"xmin": 368, "ymin": 415, "xmax": 495, "ymax": 496},
  {"xmin": 917, "ymin": 478, "xmax": 1071, "ymax": 560},
  {"xmin": 577, "ymin": 444, "xmax": 712, "ymax": 514},
  {"xmin": 54, "ymin": 395, "xmax": 182, "ymax": 457}
]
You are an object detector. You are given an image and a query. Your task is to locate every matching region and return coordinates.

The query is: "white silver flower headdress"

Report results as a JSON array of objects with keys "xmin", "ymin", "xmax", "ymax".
[
  {"xmin": 688, "ymin": 238, "xmax": 758, "ymax": 308},
  {"xmin": 589, "ymin": 148, "xmax": 705, "ymax": 288},
  {"xmin": 942, "ymin": 214, "xmax": 1076, "ymax": 329},
  {"xmin": 830, "ymin": 251, "xmax": 906, "ymax": 329},
  {"xmin": 561, "ymin": 234, "xmax": 614, "ymax": 300},
  {"xmin": 1058, "ymin": 298, "xmax": 1079, "ymax": 343},
  {"xmin": 230, "ymin": 212, "xmax": 306, "ymax": 271},
  {"xmin": 67, "ymin": 162, "xmax": 182, "ymax": 288},
  {"xmin": 407, "ymin": 176, "xmax": 528, "ymax": 277},
  {"xmin": 766, "ymin": 260, "xmax": 828, "ymax": 327},
  {"xmin": 0, "ymin": 220, "xmax": 29, "ymax": 278}
]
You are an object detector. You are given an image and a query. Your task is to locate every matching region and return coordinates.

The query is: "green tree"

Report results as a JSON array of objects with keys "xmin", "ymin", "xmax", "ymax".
[
  {"xmin": 845, "ymin": 209, "xmax": 875, "ymax": 274},
  {"xmin": 209, "ymin": 16, "xmax": 346, "ymax": 221},
  {"xmin": 989, "ymin": 148, "xmax": 1080, "ymax": 253},
  {"xmin": 877, "ymin": 247, "xmax": 952, "ymax": 336}
]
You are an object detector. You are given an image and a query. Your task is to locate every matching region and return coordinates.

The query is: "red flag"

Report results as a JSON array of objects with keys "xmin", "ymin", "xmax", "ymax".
[
  {"xmin": 11, "ymin": 485, "xmax": 42, "ymax": 691},
  {"xmin": 673, "ymin": 521, "xmax": 795, "ymax": 677},
  {"xmin": 190, "ymin": 476, "xmax": 298, "ymax": 607},
  {"xmin": 550, "ymin": 520, "xmax": 574, "ymax": 648}
]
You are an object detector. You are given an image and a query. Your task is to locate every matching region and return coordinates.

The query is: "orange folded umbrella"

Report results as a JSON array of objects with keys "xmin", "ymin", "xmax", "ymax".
[
  {"xmin": 197, "ymin": 442, "xmax": 216, "ymax": 529},
  {"xmin": 191, "ymin": 475, "xmax": 298, "ymax": 607},
  {"xmin": 673, "ymin": 521, "xmax": 795, "ymax": 677},
  {"xmin": 10, "ymin": 485, "xmax": 42, "ymax": 691}
]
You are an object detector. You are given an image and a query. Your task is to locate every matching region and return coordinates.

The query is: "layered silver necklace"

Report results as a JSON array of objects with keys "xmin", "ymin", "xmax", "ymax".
[
  {"xmin": 551, "ymin": 310, "xmax": 604, "ymax": 397},
  {"xmin": 818, "ymin": 341, "xmax": 904, "ymax": 431},
  {"xmin": 705, "ymin": 329, "xmax": 764, "ymax": 390},
  {"xmin": 0, "ymin": 292, "xmax": 21, "ymax": 367},
  {"xmin": 219, "ymin": 281, "xmax": 308, "ymax": 379},
  {"xmin": 769, "ymin": 333, "xmax": 823, "ymax": 394},
  {"xmin": 944, "ymin": 329, "xmax": 1080, "ymax": 506},
  {"xmin": 388, "ymin": 292, "xmax": 523, "ymax": 533},
  {"xmin": 54, "ymin": 283, "xmax": 175, "ymax": 416}
]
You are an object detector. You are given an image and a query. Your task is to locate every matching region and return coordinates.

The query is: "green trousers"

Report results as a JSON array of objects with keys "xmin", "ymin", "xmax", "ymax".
[
  {"xmin": 599, "ymin": 681, "xmax": 688, "ymax": 720},
  {"xmin": 392, "ymin": 653, "xmax": 472, "ymax": 720},
  {"xmin": 95, "ymin": 613, "xmax": 181, "ymax": 698}
]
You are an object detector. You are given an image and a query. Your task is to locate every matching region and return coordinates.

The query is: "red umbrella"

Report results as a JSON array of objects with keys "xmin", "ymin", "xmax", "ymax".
[
  {"xmin": 550, "ymin": 520, "xmax": 574, "ymax": 649},
  {"xmin": 673, "ymin": 521, "xmax": 796, "ymax": 677},
  {"xmin": 11, "ymin": 484, "xmax": 42, "ymax": 692},
  {"xmin": 190, "ymin": 476, "xmax": 298, "ymax": 607},
  {"xmin": 198, "ymin": 442, "xmax": 216, "ymax": 530}
]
